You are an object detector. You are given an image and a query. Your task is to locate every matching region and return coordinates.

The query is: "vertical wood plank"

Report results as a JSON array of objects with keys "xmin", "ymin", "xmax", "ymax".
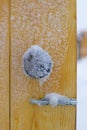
[
  {"xmin": 0, "ymin": 0, "xmax": 9, "ymax": 130},
  {"xmin": 11, "ymin": 0, "xmax": 76, "ymax": 130}
]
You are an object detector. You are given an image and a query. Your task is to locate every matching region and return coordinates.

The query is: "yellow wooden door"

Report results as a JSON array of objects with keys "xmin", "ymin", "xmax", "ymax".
[
  {"xmin": 0, "ymin": 0, "xmax": 9, "ymax": 130},
  {"xmin": 0, "ymin": 0, "xmax": 76, "ymax": 130}
]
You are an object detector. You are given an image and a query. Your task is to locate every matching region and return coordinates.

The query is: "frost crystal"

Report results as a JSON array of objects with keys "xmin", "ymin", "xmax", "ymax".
[{"xmin": 23, "ymin": 45, "xmax": 53, "ymax": 83}]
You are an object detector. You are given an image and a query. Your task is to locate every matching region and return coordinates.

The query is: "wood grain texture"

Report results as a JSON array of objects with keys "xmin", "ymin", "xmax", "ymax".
[
  {"xmin": 10, "ymin": 0, "xmax": 76, "ymax": 130},
  {"xmin": 0, "ymin": 0, "xmax": 9, "ymax": 130}
]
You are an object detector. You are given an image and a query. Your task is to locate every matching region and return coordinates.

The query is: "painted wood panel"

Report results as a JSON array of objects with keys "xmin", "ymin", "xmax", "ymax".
[
  {"xmin": 10, "ymin": 0, "xmax": 76, "ymax": 130},
  {"xmin": 0, "ymin": 0, "xmax": 9, "ymax": 130}
]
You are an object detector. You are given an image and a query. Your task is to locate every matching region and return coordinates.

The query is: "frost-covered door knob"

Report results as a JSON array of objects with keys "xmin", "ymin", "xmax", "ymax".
[{"xmin": 22, "ymin": 45, "xmax": 53, "ymax": 80}]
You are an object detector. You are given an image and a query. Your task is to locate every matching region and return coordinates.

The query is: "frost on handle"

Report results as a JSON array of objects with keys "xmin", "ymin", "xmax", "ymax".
[
  {"xmin": 22, "ymin": 45, "xmax": 53, "ymax": 85},
  {"xmin": 30, "ymin": 93, "xmax": 77, "ymax": 107}
]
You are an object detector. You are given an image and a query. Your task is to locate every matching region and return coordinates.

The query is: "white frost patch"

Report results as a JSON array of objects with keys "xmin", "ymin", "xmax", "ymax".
[
  {"xmin": 44, "ymin": 93, "xmax": 61, "ymax": 106},
  {"xmin": 39, "ymin": 74, "xmax": 50, "ymax": 86},
  {"xmin": 44, "ymin": 93, "xmax": 76, "ymax": 107},
  {"xmin": 11, "ymin": 16, "xmax": 15, "ymax": 21},
  {"xmin": 22, "ymin": 45, "xmax": 53, "ymax": 85}
]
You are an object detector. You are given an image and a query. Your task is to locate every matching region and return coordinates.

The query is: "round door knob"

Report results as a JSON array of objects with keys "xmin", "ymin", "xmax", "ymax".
[{"xmin": 22, "ymin": 45, "xmax": 53, "ymax": 80}]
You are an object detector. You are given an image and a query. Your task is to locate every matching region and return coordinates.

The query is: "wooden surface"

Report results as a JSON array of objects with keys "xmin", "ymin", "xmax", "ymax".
[
  {"xmin": 0, "ymin": 0, "xmax": 9, "ymax": 130},
  {"xmin": 10, "ymin": 0, "xmax": 76, "ymax": 130}
]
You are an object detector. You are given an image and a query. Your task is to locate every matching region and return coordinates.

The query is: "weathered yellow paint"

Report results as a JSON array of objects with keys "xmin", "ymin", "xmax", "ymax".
[
  {"xmin": 0, "ymin": 0, "xmax": 9, "ymax": 130},
  {"xmin": 10, "ymin": 0, "xmax": 76, "ymax": 130}
]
